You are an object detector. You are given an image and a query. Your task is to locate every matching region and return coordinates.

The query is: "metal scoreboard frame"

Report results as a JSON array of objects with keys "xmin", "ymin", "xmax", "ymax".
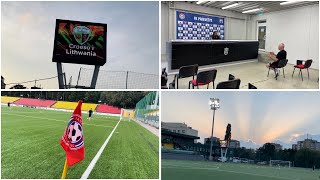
[{"xmin": 52, "ymin": 19, "xmax": 107, "ymax": 66}]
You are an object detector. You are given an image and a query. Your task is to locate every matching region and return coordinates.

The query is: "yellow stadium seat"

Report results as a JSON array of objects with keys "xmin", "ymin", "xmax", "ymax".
[
  {"xmin": 52, "ymin": 101, "xmax": 97, "ymax": 111},
  {"xmin": 1, "ymin": 96, "xmax": 20, "ymax": 103}
]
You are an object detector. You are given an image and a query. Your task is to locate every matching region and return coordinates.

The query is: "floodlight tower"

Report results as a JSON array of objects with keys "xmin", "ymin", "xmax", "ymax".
[{"xmin": 209, "ymin": 98, "xmax": 220, "ymax": 160}]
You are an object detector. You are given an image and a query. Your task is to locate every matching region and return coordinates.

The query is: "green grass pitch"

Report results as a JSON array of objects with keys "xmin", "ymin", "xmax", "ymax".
[
  {"xmin": 162, "ymin": 159, "xmax": 320, "ymax": 180},
  {"xmin": 1, "ymin": 106, "xmax": 159, "ymax": 179}
]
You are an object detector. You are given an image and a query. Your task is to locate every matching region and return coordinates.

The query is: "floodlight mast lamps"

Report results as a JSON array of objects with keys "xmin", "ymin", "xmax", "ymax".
[{"xmin": 209, "ymin": 98, "xmax": 220, "ymax": 160}]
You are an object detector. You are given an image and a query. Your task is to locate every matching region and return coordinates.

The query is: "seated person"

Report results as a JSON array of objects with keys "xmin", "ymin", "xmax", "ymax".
[
  {"xmin": 211, "ymin": 31, "xmax": 221, "ymax": 40},
  {"xmin": 266, "ymin": 43, "xmax": 287, "ymax": 78}
]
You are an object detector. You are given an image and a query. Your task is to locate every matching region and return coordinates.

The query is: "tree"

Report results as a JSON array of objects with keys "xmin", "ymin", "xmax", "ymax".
[
  {"xmin": 234, "ymin": 147, "xmax": 256, "ymax": 160},
  {"xmin": 259, "ymin": 143, "xmax": 276, "ymax": 161},
  {"xmin": 295, "ymin": 148, "xmax": 319, "ymax": 168}
]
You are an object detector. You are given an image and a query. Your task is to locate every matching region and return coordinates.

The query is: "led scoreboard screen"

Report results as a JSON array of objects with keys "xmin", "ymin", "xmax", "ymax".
[{"xmin": 52, "ymin": 19, "xmax": 107, "ymax": 66}]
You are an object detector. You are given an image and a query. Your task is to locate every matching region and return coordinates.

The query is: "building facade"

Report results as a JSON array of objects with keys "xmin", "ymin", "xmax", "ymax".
[
  {"xmin": 292, "ymin": 139, "xmax": 320, "ymax": 151},
  {"xmin": 162, "ymin": 122, "xmax": 198, "ymax": 137}
]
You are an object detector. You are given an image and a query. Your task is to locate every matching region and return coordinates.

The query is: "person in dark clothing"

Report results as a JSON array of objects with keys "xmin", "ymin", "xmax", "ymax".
[
  {"xmin": 211, "ymin": 31, "xmax": 221, "ymax": 40},
  {"xmin": 88, "ymin": 108, "xmax": 93, "ymax": 121},
  {"xmin": 266, "ymin": 43, "xmax": 287, "ymax": 79},
  {"xmin": 7, "ymin": 102, "xmax": 11, "ymax": 108}
]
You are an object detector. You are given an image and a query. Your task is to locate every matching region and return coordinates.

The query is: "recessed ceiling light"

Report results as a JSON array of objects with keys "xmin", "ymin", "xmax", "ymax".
[
  {"xmin": 280, "ymin": 1, "xmax": 301, "ymax": 5},
  {"xmin": 222, "ymin": 3, "xmax": 239, "ymax": 10},
  {"xmin": 196, "ymin": 1, "xmax": 207, "ymax": 5},
  {"xmin": 242, "ymin": 8, "xmax": 262, "ymax": 14},
  {"xmin": 206, "ymin": 1, "xmax": 216, "ymax": 5}
]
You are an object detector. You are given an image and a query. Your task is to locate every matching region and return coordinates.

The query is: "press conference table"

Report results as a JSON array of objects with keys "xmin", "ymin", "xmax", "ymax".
[{"xmin": 167, "ymin": 40, "xmax": 259, "ymax": 70}]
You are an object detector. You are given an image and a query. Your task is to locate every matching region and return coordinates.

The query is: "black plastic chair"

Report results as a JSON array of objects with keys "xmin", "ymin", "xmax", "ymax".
[
  {"xmin": 169, "ymin": 75, "xmax": 176, "ymax": 89},
  {"xmin": 161, "ymin": 68, "xmax": 168, "ymax": 89},
  {"xmin": 248, "ymin": 83, "xmax": 257, "ymax": 89},
  {"xmin": 292, "ymin": 59, "xmax": 312, "ymax": 81},
  {"xmin": 175, "ymin": 64, "xmax": 198, "ymax": 89},
  {"xmin": 228, "ymin": 74, "xmax": 235, "ymax": 80},
  {"xmin": 161, "ymin": 76, "xmax": 168, "ymax": 89},
  {"xmin": 216, "ymin": 79, "xmax": 241, "ymax": 89},
  {"xmin": 189, "ymin": 69, "xmax": 217, "ymax": 89},
  {"xmin": 267, "ymin": 59, "xmax": 288, "ymax": 80}
]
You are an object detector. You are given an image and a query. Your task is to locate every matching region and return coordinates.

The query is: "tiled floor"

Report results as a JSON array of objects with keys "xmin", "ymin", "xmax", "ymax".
[{"xmin": 163, "ymin": 61, "xmax": 319, "ymax": 89}]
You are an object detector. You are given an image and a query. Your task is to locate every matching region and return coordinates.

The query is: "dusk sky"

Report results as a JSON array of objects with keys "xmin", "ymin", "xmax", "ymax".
[
  {"xmin": 1, "ymin": 1, "xmax": 159, "ymax": 89},
  {"xmin": 162, "ymin": 91, "xmax": 320, "ymax": 148}
]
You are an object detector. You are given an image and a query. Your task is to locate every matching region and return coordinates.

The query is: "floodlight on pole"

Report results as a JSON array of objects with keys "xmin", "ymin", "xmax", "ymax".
[
  {"xmin": 209, "ymin": 98, "xmax": 220, "ymax": 160},
  {"xmin": 209, "ymin": 98, "xmax": 220, "ymax": 110}
]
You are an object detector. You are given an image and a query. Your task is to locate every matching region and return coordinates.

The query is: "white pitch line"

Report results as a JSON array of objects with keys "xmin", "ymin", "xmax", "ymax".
[{"xmin": 80, "ymin": 119, "xmax": 121, "ymax": 179}]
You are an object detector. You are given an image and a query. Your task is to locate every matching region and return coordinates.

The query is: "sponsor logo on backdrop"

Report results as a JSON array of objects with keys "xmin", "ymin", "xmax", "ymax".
[
  {"xmin": 224, "ymin": 47, "xmax": 229, "ymax": 55},
  {"xmin": 179, "ymin": 13, "xmax": 185, "ymax": 20}
]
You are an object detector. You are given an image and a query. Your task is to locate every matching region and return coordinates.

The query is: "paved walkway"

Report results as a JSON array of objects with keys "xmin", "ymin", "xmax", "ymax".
[{"xmin": 135, "ymin": 120, "xmax": 159, "ymax": 137}]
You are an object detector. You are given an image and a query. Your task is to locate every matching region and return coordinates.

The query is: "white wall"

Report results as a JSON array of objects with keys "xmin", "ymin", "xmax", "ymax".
[
  {"xmin": 250, "ymin": 4, "xmax": 319, "ymax": 69},
  {"xmin": 161, "ymin": 2, "xmax": 250, "ymax": 55},
  {"xmin": 228, "ymin": 18, "xmax": 247, "ymax": 40},
  {"xmin": 161, "ymin": 3, "xmax": 169, "ymax": 58}
]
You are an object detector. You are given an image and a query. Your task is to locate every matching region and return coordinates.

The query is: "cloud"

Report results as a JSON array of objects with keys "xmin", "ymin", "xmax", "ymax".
[
  {"xmin": 1, "ymin": 1, "xmax": 158, "ymax": 88},
  {"xmin": 162, "ymin": 91, "xmax": 320, "ymax": 148}
]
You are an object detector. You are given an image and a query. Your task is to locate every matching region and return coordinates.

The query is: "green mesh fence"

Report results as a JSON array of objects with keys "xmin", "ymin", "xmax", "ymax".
[{"xmin": 134, "ymin": 91, "xmax": 159, "ymax": 128}]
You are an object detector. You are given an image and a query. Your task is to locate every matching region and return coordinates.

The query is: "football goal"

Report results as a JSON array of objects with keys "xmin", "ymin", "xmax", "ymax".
[
  {"xmin": 120, "ymin": 109, "xmax": 134, "ymax": 122},
  {"xmin": 270, "ymin": 160, "xmax": 292, "ymax": 168}
]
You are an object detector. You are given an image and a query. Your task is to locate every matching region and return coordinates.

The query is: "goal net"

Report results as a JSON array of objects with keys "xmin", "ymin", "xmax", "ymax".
[
  {"xmin": 120, "ymin": 109, "xmax": 134, "ymax": 122},
  {"xmin": 270, "ymin": 160, "xmax": 291, "ymax": 168}
]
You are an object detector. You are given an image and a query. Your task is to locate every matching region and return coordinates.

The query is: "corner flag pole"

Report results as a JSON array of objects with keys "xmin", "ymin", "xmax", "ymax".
[{"xmin": 61, "ymin": 159, "xmax": 68, "ymax": 179}]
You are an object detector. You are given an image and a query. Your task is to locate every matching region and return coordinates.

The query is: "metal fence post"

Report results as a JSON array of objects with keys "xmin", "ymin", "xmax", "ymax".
[
  {"xmin": 126, "ymin": 71, "xmax": 129, "ymax": 89},
  {"xmin": 90, "ymin": 65, "xmax": 100, "ymax": 89},
  {"xmin": 63, "ymin": 73, "xmax": 67, "ymax": 89},
  {"xmin": 56, "ymin": 62, "xmax": 65, "ymax": 89}
]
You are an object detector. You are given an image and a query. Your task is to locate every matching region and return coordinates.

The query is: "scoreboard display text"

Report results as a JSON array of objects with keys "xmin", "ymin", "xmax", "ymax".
[
  {"xmin": 52, "ymin": 19, "xmax": 107, "ymax": 66},
  {"xmin": 176, "ymin": 11, "xmax": 225, "ymax": 40}
]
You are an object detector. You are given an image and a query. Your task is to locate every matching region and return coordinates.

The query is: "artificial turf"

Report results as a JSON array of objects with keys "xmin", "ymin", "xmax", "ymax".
[
  {"xmin": 162, "ymin": 159, "xmax": 320, "ymax": 180},
  {"xmin": 1, "ymin": 106, "xmax": 159, "ymax": 179}
]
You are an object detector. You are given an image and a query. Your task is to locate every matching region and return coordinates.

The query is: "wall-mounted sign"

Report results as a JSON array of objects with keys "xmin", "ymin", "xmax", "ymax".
[{"xmin": 52, "ymin": 19, "xmax": 107, "ymax": 66}]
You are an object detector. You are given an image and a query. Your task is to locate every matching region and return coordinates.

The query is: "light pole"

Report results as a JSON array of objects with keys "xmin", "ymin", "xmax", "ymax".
[{"xmin": 209, "ymin": 98, "xmax": 220, "ymax": 161}]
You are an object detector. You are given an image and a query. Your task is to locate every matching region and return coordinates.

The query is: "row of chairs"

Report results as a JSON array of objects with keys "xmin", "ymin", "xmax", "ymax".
[
  {"xmin": 267, "ymin": 59, "xmax": 313, "ymax": 81},
  {"xmin": 161, "ymin": 65, "xmax": 257, "ymax": 89}
]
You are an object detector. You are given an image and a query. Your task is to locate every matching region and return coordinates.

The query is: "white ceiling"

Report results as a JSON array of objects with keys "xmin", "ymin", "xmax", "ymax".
[{"xmin": 185, "ymin": 1, "xmax": 319, "ymax": 14}]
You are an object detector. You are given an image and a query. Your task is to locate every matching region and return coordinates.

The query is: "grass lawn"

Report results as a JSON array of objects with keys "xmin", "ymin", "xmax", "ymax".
[
  {"xmin": 162, "ymin": 159, "xmax": 320, "ymax": 180},
  {"xmin": 1, "ymin": 106, "xmax": 159, "ymax": 179}
]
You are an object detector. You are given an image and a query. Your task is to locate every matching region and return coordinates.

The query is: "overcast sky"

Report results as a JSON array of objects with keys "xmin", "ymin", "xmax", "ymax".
[
  {"xmin": 162, "ymin": 91, "xmax": 320, "ymax": 146},
  {"xmin": 1, "ymin": 1, "xmax": 159, "ymax": 89}
]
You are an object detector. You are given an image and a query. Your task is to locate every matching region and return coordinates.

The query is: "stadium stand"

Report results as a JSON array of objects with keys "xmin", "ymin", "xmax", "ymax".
[
  {"xmin": 1, "ymin": 96, "xmax": 20, "ymax": 103},
  {"xmin": 14, "ymin": 98, "xmax": 57, "ymax": 107},
  {"xmin": 162, "ymin": 149, "xmax": 205, "ymax": 161},
  {"xmin": 1, "ymin": 97, "xmax": 121, "ymax": 114},
  {"xmin": 96, "ymin": 104, "xmax": 121, "ymax": 114},
  {"xmin": 52, "ymin": 101, "xmax": 97, "ymax": 111}
]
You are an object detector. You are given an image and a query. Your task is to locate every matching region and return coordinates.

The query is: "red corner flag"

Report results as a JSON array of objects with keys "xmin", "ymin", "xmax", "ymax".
[{"xmin": 60, "ymin": 100, "xmax": 85, "ymax": 167}]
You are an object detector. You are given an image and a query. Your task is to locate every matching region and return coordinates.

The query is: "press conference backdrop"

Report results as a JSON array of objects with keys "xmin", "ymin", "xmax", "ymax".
[{"xmin": 176, "ymin": 11, "xmax": 225, "ymax": 40}]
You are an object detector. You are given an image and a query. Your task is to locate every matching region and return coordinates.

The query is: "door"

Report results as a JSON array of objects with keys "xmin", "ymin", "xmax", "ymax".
[{"xmin": 257, "ymin": 21, "xmax": 266, "ymax": 50}]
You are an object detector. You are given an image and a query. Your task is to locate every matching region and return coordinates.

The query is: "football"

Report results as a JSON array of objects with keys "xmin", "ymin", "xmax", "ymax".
[{"xmin": 67, "ymin": 121, "xmax": 83, "ymax": 143}]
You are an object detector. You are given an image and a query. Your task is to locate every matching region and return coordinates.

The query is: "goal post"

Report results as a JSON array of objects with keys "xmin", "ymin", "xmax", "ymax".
[
  {"xmin": 120, "ymin": 109, "xmax": 134, "ymax": 122},
  {"xmin": 270, "ymin": 160, "xmax": 291, "ymax": 168}
]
